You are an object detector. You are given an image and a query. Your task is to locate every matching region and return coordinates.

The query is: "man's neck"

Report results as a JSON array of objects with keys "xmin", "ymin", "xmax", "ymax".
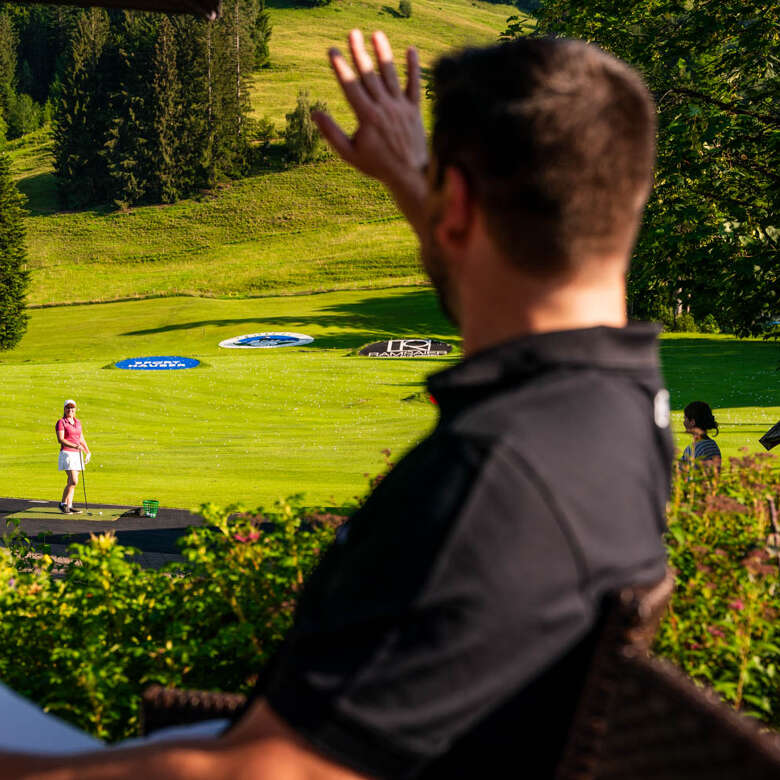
[{"xmin": 458, "ymin": 258, "xmax": 628, "ymax": 357}]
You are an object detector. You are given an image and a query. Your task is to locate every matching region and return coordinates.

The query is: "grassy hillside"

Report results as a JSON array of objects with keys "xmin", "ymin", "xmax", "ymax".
[{"xmin": 8, "ymin": 0, "xmax": 518, "ymax": 307}]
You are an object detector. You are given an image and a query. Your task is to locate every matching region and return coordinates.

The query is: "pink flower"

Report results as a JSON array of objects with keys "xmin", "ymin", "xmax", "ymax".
[
  {"xmin": 708, "ymin": 626, "xmax": 726, "ymax": 638},
  {"xmin": 234, "ymin": 530, "xmax": 261, "ymax": 543},
  {"xmin": 729, "ymin": 599, "xmax": 745, "ymax": 611}
]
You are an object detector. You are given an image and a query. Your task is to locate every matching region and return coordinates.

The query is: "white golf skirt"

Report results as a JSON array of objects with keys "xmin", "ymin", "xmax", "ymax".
[{"xmin": 58, "ymin": 450, "xmax": 83, "ymax": 471}]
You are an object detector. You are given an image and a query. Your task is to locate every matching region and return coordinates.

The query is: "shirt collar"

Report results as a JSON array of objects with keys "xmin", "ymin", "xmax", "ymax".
[{"xmin": 428, "ymin": 323, "xmax": 662, "ymax": 418}]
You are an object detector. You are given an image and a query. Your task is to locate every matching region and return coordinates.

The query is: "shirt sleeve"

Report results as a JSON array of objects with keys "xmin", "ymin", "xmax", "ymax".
[
  {"xmin": 264, "ymin": 435, "xmax": 591, "ymax": 779},
  {"xmin": 55, "ymin": 420, "xmax": 64, "ymax": 435}
]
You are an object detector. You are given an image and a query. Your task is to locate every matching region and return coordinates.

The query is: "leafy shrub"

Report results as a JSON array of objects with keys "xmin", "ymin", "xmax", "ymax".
[
  {"xmin": 398, "ymin": 0, "xmax": 412, "ymax": 17},
  {"xmin": 247, "ymin": 115, "xmax": 276, "ymax": 169},
  {"xmin": 0, "ymin": 498, "xmax": 343, "ymax": 741},
  {"xmin": 653, "ymin": 306, "xmax": 716, "ymax": 333},
  {"xmin": 699, "ymin": 314, "xmax": 720, "ymax": 334},
  {"xmin": 283, "ymin": 90, "xmax": 328, "ymax": 164},
  {"xmin": 6, "ymin": 92, "xmax": 42, "ymax": 139},
  {"xmin": 655, "ymin": 452, "xmax": 780, "ymax": 727},
  {"xmin": 1, "ymin": 455, "xmax": 779, "ymax": 741}
]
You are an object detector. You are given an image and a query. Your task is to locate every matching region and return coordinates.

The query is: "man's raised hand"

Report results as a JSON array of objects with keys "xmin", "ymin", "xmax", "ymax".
[{"xmin": 312, "ymin": 30, "xmax": 428, "ymax": 232}]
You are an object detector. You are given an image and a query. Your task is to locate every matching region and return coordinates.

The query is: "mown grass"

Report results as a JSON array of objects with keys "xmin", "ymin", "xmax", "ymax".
[
  {"xmin": 1, "ymin": 289, "xmax": 777, "ymax": 509},
  {"xmin": 7, "ymin": 0, "xmax": 518, "ymax": 306},
  {"xmin": 0, "ymin": 288, "xmax": 456, "ymax": 508}
]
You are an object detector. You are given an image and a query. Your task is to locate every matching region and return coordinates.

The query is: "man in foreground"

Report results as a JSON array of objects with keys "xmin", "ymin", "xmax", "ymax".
[{"xmin": 1, "ymin": 30, "xmax": 672, "ymax": 779}]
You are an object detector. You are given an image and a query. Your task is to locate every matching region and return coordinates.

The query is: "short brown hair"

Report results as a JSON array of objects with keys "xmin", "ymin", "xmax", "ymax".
[{"xmin": 431, "ymin": 38, "xmax": 656, "ymax": 274}]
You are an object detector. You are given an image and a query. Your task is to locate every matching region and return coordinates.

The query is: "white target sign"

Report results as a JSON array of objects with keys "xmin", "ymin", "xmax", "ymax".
[{"xmin": 219, "ymin": 332, "xmax": 314, "ymax": 349}]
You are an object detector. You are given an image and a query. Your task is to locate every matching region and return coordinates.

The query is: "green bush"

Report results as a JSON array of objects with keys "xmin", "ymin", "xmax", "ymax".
[
  {"xmin": 654, "ymin": 306, "xmax": 718, "ymax": 334},
  {"xmin": 1, "ymin": 456, "xmax": 778, "ymax": 741},
  {"xmin": 398, "ymin": 0, "xmax": 412, "ymax": 17},
  {"xmin": 655, "ymin": 452, "xmax": 780, "ymax": 727},
  {"xmin": 0, "ymin": 498, "xmax": 343, "ymax": 741},
  {"xmin": 283, "ymin": 90, "xmax": 328, "ymax": 164},
  {"xmin": 699, "ymin": 314, "xmax": 721, "ymax": 334},
  {"xmin": 5, "ymin": 92, "xmax": 42, "ymax": 139}
]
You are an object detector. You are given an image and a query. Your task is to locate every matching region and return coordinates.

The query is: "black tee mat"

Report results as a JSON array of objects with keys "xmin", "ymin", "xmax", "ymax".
[
  {"xmin": 359, "ymin": 339, "xmax": 453, "ymax": 357},
  {"xmin": 0, "ymin": 498, "xmax": 205, "ymax": 554}
]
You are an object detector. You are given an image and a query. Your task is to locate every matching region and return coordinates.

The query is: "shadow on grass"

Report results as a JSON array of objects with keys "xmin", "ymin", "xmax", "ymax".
[
  {"xmin": 267, "ymin": 0, "xmax": 315, "ymax": 9},
  {"xmin": 17, "ymin": 172, "xmax": 59, "ymax": 216},
  {"xmin": 121, "ymin": 288, "xmax": 460, "ymax": 350},
  {"xmin": 37, "ymin": 528, "xmax": 189, "ymax": 555},
  {"xmin": 660, "ymin": 337, "xmax": 780, "ymax": 410}
]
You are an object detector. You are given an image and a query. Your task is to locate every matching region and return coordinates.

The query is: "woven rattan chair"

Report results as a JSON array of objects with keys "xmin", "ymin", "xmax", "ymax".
[
  {"xmin": 140, "ymin": 685, "xmax": 248, "ymax": 736},
  {"xmin": 142, "ymin": 570, "xmax": 780, "ymax": 777},
  {"xmin": 140, "ymin": 572, "xmax": 676, "ymax": 739},
  {"xmin": 555, "ymin": 571, "xmax": 780, "ymax": 779}
]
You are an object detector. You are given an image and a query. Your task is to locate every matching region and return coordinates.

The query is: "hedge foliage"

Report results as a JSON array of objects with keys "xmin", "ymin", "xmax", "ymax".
[
  {"xmin": 0, "ymin": 498, "xmax": 341, "ymax": 741},
  {"xmin": 656, "ymin": 452, "xmax": 780, "ymax": 727},
  {"xmin": 1, "ymin": 455, "xmax": 778, "ymax": 742}
]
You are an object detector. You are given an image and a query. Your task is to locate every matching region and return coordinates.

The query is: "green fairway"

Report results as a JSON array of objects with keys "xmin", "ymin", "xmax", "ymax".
[
  {"xmin": 1, "ymin": 288, "xmax": 456, "ymax": 508},
  {"xmin": 1, "ymin": 288, "xmax": 777, "ymax": 510}
]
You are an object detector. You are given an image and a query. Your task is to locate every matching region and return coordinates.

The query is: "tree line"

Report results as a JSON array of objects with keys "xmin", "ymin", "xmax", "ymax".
[
  {"xmin": 506, "ymin": 0, "xmax": 778, "ymax": 338},
  {"xmin": 54, "ymin": 3, "xmax": 270, "ymax": 209}
]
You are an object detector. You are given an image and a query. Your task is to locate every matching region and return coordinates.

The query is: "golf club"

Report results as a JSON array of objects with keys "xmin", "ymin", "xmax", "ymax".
[{"xmin": 79, "ymin": 449, "xmax": 93, "ymax": 516}]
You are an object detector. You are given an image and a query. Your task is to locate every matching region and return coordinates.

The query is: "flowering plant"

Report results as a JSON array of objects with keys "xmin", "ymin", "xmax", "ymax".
[{"xmin": 655, "ymin": 451, "xmax": 780, "ymax": 726}]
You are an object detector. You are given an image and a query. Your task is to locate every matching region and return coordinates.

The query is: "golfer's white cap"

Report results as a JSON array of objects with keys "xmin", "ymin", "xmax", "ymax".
[{"xmin": 64, "ymin": 399, "xmax": 76, "ymax": 408}]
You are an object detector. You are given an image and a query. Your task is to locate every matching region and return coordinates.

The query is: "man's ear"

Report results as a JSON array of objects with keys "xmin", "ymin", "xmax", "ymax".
[{"xmin": 434, "ymin": 166, "xmax": 474, "ymax": 252}]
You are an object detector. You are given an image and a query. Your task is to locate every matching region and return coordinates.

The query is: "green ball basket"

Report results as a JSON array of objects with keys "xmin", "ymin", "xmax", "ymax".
[{"xmin": 142, "ymin": 499, "xmax": 160, "ymax": 519}]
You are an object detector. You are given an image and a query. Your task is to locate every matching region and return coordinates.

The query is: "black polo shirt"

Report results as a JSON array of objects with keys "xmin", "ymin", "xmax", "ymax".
[{"xmin": 260, "ymin": 324, "xmax": 673, "ymax": 778}]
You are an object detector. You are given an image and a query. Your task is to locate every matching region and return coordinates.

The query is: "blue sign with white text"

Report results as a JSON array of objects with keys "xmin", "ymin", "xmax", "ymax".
[{"xmin": 115, "ymin": 356, "xmax": 200, "ymax": 370}]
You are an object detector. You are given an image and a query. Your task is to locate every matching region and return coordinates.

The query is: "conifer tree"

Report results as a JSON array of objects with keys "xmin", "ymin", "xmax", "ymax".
[
  {"xmin": 149, "ymin": 16, "xmax": 181, "ymax": 203},
  {"xmin": 0, "ymin": 149, "xmax": 28, "ymax": 351},
  {"xmin": 102, "ymin": 13, "xmax": 156, "ymax": 208},
  {"xmin": 175, "ymin": 16, "xmax": 215, "ymax": 190},
  {"xmin": 52, "ymin": 7, "xmax": 259, "ymax": 208},
  {"xmin": 212, "ymin": 0, "xmax": 254, "ymax": 177},
  {"xmin": 252, "ymin": 0, "xmax": 271, "ymax": 68},
  {"xmin": 53, "ymin": 8, "xmax": 110, "ymax": 208},
  {"xmin": 0, "ymin": 14, "xmax": 17, "ymax": 122}
]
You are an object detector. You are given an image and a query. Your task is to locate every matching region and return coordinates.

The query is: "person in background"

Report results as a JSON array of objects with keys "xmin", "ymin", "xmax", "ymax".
[
  {"xmin": 681, "ymin": 400, "xmax": 721, "ymax": 469},
  {"xmin": 55, "ymin": 399, "xmax": 91, "ymax": 514}
]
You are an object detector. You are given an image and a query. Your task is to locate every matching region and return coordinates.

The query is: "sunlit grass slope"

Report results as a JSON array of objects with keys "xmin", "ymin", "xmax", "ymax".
[
  {"xmin": 8, "ymin": 0, "xmax": 518, "ymax": 307},
  {"xmin": 251, "ymin": 0, "xmax": 518, "ymax": 130}
]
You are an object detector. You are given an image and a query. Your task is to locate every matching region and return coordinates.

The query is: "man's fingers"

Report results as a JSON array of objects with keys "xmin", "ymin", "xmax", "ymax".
[
  {"xmin": 330, "ymin": 47, "xmax": 380, "ymax": 123},
  {"xmin": 311, "ymin": 110, "xmax": 354, "ymax": 163},
  {"xmin": 406, "ymin": 46, "xmax": 421, "ymax": 105},
  {"xmin": 348, "ymin": 29, "xmax": 385, "ymax": 101},
  {"xmin": 373, "ymin": 31, "xmax": 402, "ymax": 97}
]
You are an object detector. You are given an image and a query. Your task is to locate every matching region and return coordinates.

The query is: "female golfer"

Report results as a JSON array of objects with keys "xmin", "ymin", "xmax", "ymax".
[
  {"xmin": 681, "ymin": 400, "xmax": 721, "ymax": 469},
  {"xmin": 55, "ymin": 399, "xmax": 91, "ymax": 514}
]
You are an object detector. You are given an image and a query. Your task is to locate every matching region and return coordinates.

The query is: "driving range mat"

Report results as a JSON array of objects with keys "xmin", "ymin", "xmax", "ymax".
[{"xmin": 4, "ymin": 506, "xmax": 127, "ymax": 523}]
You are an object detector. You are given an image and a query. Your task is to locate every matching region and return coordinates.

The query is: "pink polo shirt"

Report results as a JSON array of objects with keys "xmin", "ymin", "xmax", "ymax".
[{"xmin": 56, "ymin": 417, "xmax": 82, "ymax": 452}]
